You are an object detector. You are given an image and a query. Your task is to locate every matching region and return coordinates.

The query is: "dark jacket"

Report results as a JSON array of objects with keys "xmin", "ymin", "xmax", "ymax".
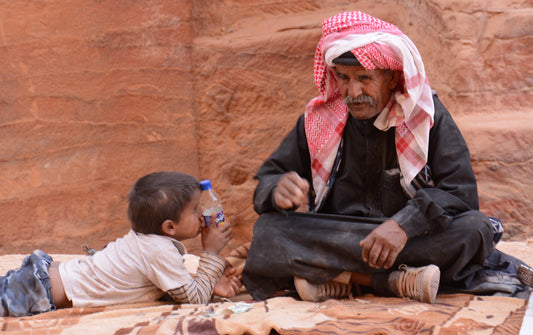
[{"xmin": 253, "ymin": 94, "xmax": 478, "ymax": 239}]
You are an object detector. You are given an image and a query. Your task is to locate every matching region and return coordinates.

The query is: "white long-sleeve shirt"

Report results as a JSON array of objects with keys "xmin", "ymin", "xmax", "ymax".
[{"xmin": 59, "ymin": 230, "xmax": 225, "ymax": 307}]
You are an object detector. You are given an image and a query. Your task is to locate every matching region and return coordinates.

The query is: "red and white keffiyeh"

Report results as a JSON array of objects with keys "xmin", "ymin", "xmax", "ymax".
[{"xmin": 304, "ymin": 11, "xmax": 434, "ymax": 205}]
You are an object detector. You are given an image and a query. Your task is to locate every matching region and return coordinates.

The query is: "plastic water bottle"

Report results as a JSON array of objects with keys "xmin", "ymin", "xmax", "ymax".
[{"xmin": 199, "ymin": 180, "xmax": 226, "ymax": 228}]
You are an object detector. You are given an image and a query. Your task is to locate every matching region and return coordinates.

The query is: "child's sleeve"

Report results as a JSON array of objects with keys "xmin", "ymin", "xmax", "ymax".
[{"xmin": 165, "ymin": 251, "xmax": 226, "ymax": 304}]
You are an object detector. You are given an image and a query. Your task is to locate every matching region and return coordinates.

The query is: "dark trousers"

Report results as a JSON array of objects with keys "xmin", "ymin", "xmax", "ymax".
[{"xmin": 242, "ymin": 211, "xmax": 499, "ymax": 301}]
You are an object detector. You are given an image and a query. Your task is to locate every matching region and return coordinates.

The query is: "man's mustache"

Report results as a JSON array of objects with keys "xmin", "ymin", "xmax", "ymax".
[{"xmin": 343, "ymin": 95, "xmax": 375, "ymax": 105}]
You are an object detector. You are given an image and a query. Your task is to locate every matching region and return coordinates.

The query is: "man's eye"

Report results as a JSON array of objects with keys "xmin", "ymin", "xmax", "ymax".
[{"xmin": 336, "ymin": 73, "xmax": 347, "ymax": 80}]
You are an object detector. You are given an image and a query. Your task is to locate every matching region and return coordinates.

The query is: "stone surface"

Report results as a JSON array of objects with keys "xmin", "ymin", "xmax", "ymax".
[{"xmin": 0, "ymin": 0, "xmax": 531, "ymax": 255}]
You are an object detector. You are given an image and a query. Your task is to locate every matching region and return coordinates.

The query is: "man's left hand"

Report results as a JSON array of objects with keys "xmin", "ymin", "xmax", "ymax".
[{"xmin": 360, "ymin": 219, "xmax": 407, "ymax": 269}]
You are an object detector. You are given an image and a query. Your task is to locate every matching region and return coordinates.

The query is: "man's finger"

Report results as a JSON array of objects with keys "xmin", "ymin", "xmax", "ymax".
[
  {"xmin": 274, "ymin": 185, "xmax": 302, "ymax": 209},
  {"xmin": 286, "ymin": 173, "xmax": 309, "ymax": 193},
  {"xmin": 384, "ymin": 249, "xmax": 399, "ymax": 269},
  {"xmin": 280, "ymin": 180, "xmax": 305, "ymax": 201},
  {"xmin": 360, "ymin": 238, "xmax": 372, "ymax": 263},
  {"xmin": 276, "ymin": 172, "xmax": 309, "ymax": 208},
  {"xmin": 368, "ymin": 243, "xmax": 383, "ymax": 268},
  {"xmin": 374, "ymin": 248, "xmax": 390, "ymax": 269}
]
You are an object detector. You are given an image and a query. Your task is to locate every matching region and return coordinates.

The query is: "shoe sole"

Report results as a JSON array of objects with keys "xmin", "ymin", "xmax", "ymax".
[
  {"xmin": 518, "ymin": 264, "xmax": 533, "ymax": 287},
  {"xmin": 421, "ymin": 265, "xmax": 440, "ymax": 304}
]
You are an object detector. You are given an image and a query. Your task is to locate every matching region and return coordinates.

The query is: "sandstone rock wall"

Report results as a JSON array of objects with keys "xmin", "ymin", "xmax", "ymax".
[{"xmin": 0, "ymin": 0, "xmax": 531, "ymax": 255}]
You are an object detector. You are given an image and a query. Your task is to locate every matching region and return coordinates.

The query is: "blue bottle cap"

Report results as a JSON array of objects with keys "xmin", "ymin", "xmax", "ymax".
[{"xmin": 199, "ymin": 180, "xmax": 212, "ymax": 191}]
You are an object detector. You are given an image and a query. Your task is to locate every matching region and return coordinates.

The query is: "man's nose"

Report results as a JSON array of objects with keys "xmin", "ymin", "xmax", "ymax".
[{"xmin": 347, "ymin": 80, "xmax": 363, "ymax": 98}]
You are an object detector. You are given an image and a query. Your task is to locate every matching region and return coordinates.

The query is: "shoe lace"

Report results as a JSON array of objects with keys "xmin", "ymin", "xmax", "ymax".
[
  {"xmin": 397, "ymin": 264, "xmax": 420, "ymax": 299},
  {"xmin": 319, "ymin": 281, "xmax": 352, "ymax": 300}
]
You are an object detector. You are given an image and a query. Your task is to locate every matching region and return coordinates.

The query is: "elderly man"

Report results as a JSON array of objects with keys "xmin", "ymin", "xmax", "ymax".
[{"xmin": 242, "ymin": 11, "xmax": 531, "ymax": 303}]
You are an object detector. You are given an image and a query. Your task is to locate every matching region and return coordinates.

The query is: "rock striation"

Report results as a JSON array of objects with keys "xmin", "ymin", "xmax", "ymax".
[{"xmin": 0, "ymin": 0, "xmax": 531, "ymax": 254}]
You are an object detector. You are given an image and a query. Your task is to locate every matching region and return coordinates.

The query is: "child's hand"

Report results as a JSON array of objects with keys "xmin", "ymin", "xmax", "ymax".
[
  {"xmin": 201, "ymin": 213, "xmax": 233, "ymax": 255},
  {"xmin": 213, "ymin": 267, "xmax": 242, "ymax": 298}
]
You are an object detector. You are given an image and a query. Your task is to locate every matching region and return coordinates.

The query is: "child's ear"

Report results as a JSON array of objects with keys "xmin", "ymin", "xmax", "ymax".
[{"xmin": 161, "ymin": 219, "xmax": 177, "ymax": 235}]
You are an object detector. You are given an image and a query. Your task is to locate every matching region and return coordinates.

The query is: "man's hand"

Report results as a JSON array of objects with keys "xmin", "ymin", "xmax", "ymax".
[
  {"xmin": 273, "ymin": 172, "xmax": 309, "ymax": 210},
  {"xmin": 213, "ymin": 267, "xmax": 242, "ymax": 298},
  {"xmin": 360, "ymin": 219, "xmax": 407, "ymax": 269}
]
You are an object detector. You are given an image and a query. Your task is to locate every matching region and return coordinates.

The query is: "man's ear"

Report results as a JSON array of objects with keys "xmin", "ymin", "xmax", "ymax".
[
  {"xmin": 389, "ymin": 70, "xmax": 401, "ymax": 90},
  {"xmin": 161, "ymin": 219, "xmax": 177, "ymax": 235}
]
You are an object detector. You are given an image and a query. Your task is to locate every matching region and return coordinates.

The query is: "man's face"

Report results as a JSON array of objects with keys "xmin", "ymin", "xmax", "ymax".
[{"xmin": 334, "ymin": 64, "xmax": 400, "ymax": 120}]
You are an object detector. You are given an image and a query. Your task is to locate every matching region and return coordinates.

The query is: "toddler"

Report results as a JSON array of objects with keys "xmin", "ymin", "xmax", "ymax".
[{"xmin": 0, "ymin": 171, "xmax": 241, "ymax": 317}]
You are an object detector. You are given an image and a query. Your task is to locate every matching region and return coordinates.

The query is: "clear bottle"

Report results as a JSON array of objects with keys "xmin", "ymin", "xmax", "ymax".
[{"xmin": 199, "ymin": 180, "xmax": 226, "ymax": 228}]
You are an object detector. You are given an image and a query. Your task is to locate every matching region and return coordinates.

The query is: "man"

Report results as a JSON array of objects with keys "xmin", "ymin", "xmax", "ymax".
[{"xmin": 242, "ymin": 11, "xmax": 531, "ymax": 303}]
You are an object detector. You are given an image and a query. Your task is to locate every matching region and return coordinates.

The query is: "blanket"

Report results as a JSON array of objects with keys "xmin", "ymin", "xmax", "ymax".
[
  {"xmin": 0, "ymin": 293, "xmax": 527, "ymax": 334},
  {"xmin": 0, "ymin": 240, "xmax": 531, "ymax": 334}
]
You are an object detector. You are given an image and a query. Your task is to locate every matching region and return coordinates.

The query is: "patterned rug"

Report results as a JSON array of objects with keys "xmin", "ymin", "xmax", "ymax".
[
  {"xmin": 0, "ymin": 240, "xmax": 531, "ymax": 334},
  {"xmin": 0, "ymin": 293, "xmax": 527, "ymax": 334}
]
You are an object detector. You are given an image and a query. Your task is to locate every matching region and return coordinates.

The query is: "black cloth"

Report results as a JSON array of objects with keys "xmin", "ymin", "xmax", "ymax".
[
  {"xmin": 243, "ymin": 212, "xmax": 529, "ymax": 300},
  {"xmin": 242, "ymin": 94, "xmax": 530, "ymax": 300},
  {"xmin": 252, "ymin": 94, "xmax": 479, "ymax": 239}
]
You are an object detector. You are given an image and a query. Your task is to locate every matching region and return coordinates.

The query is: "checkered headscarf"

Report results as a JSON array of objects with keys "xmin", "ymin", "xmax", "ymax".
[{"xmin": 305, "ymin": 11, "xmax": 435, "ymax": 204}]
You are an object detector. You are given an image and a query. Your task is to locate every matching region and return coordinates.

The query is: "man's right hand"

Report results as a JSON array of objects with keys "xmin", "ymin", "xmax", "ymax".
[{"xmin": 273, "ymin": 172, "xmax": 310, "ymax": 210}]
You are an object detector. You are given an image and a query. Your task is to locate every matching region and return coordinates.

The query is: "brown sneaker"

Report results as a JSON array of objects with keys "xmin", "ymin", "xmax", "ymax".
[
  {"xmin": 294, "ymin": 277, "xmax": 353, "ymax": 302},
  {"xmin": 388, "ymin": 264, "xmax": 440, "ymax": 304},
  {"xmin": 518, "ymin": 264, "xmax": 533, "ymax": 286}
]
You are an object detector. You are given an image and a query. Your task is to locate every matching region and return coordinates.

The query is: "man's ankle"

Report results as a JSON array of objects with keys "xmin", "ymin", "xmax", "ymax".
[{"xmin": 371, "ymin": 271, "xmax": 393, "ymax": 296}]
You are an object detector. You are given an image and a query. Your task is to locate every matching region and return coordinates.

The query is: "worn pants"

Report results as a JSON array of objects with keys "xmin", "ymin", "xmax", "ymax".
[
  {"xmin": 242, "ymin": 211, "xmax": 526, "ymax": 301},
  {"xmin": 0, "ymin": 250, "xmax": 55, "ymax": 317}
]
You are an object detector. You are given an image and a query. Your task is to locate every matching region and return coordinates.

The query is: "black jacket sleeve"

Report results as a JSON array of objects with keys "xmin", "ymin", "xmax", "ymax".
[
  {"xmin": 253, "ymin": 115, "xmax": 312, "ymax": 214},
  {"xmin": 392, "ymin": 94, "xmax": 480, "ymax": 238}
]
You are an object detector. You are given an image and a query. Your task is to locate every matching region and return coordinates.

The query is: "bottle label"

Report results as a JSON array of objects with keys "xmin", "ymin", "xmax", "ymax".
[{"xmin": 202, "ymin": 207, "xmax": 226, "ymax": 228}]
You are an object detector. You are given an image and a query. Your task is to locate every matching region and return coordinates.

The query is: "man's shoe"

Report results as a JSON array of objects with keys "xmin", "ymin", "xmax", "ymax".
[
  {"xmin": 294, "ymin": 277, "xmax": 352, "ymax": 302},
  {"xmin": 388, "ymin": 264, "xmax": 440, "ymax": 304},
  {"xmin": 518, "ymin": 264, "xmax": 533, "ymax": 287}
]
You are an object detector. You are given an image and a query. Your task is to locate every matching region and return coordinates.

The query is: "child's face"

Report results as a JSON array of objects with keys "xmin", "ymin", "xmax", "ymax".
[{"xmin": 170, "ymin": 189, "xmax": 202, "ymax": 241}]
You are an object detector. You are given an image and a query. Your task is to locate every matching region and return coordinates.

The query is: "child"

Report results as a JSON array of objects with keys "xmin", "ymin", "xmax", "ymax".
[{"xmin": 0, "ymin": 171, "xmax": 242, "ymax": 317}]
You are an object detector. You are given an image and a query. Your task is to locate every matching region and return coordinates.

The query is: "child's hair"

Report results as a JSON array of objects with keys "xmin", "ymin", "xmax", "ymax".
[{"xmin": 127, "ymin": 171, "xmax": 200, "ymax": 234}]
